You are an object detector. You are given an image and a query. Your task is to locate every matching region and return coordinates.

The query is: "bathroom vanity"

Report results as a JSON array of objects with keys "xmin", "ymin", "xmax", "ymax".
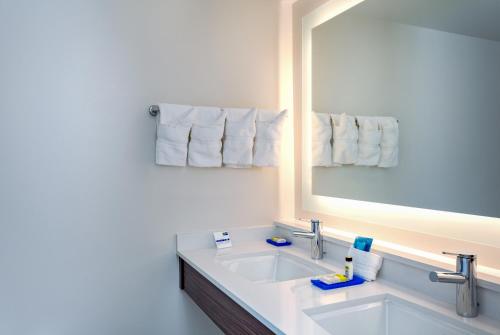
[
  {"xmin": 179, "ymin": 258, "xmax": 274, "ymax": 335},
  {"xmin": 177, "ymin": 224, "xmax": 500, "ymax": 335}
]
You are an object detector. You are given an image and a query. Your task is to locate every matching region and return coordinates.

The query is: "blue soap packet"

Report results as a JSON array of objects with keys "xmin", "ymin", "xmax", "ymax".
[
  {"xmin": 266, "ymin": 239, "xmax": 292, "ymax": 247},
  {"xmin": 311, "ymin": 275, "xmax": 365, "ymax": 290},
  {"xmin": 353, "ymin": 236, "xmax": 373, "ymax": 252}
]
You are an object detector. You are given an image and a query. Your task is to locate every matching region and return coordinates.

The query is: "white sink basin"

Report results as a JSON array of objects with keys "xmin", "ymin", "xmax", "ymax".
[
  {"xmin": 305, "ymin": 294, "xmax": 492, "ymax": 335},
  {"xmin": 216, "ymin": 251, "xmax": 331, "ymax": 284}
]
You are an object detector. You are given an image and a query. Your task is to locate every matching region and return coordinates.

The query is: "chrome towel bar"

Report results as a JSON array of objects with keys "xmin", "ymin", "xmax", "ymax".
[{"xmin": 149, "ymin": 105, "xmax": 160, "ymax": 117}]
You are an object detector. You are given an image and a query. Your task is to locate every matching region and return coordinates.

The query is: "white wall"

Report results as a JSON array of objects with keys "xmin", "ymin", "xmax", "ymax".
[{"xmin": 0, "ymin": 0, "xmax": 279, "ymax": 334}]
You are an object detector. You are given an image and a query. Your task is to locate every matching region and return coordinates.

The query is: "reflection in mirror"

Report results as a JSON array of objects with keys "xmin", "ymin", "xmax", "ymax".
[{"xmin": 311, "ymin": 0, "xmax": 500, "ymax": 218}]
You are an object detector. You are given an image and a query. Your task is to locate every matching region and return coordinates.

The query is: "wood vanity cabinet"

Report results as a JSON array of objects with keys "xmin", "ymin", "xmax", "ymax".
[{"xmin": 179, "ymin": 257, "xmax": 275, "ymax": 335}]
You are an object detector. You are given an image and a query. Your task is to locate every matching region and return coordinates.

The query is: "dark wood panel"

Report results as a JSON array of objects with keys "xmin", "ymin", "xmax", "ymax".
[
  {"xmin": 180, "ymin": 257, "xmax": 275, "ymax": 335},
  {"xmin": 179, "ymin": 256, "xmax": 185, "ymax": 290}
]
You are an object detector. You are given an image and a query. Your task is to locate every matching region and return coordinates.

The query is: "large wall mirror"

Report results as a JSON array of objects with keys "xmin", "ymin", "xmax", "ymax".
[{"xmin": 307, "ymin": 0, "xmax": 500, "ymax": 219}]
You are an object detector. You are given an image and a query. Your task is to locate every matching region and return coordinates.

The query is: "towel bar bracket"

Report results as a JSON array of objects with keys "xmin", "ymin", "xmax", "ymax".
[{"xmin": 149, "ymin": 105, "xmax": 160, "ymax": 117}]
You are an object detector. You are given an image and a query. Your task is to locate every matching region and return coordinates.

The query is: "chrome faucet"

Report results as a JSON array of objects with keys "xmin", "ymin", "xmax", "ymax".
[
  {"xmin": 292, "ymin": 219, "xmax": 324, "ymax": 260},
  {"xmin": 429, "ymin": 252, "xmax": 478, "ymax": 318}
]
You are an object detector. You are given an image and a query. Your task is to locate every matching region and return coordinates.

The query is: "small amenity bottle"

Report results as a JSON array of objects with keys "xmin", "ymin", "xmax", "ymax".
[{"xmin": 345, "ymin": 256, "xmax": 353, "ymax": 280}]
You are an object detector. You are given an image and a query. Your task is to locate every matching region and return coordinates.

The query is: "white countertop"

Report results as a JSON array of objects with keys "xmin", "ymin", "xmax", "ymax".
[{"xmin": 177, "ymin": 229, "xmax": 500, "ymax": 335}]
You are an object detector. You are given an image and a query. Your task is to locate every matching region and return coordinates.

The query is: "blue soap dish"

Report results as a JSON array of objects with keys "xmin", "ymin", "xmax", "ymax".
[
  {"xmin": 266, "ymin": 239, "xmax": 292, "ymax": 247},
  {"xmin": 311, "ymin": 275, "xmax": 365, "ymax": 290}
]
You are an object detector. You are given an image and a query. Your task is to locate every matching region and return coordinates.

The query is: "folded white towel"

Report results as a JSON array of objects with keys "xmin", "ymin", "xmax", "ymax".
[
  {"xmin": 156, "ymin": 104, "xmax": 194, "ymax": 166},
  {"xmin": 188, "ymin": 106, "xmax": 226, "ymax": 167},
  {"xmin": 311, "ymin": 112, "xmax": 332, "ymax": 167},
  {"xmin": 253, "ymin": 110, "xmax": 287, "ymax": 167},
  {"xmin": 378, "ymin": 117, "xmax": 399, "ymax": 168},
  {"xmin": 330, "ymin": 114, "xmax": 342, "ymax": 167},
  {"xmin": 330, "ymin": 114, "xmax": 341, "ymax": 127},
  {"xmin": 348, "ymin": 247, "xmax": 383, "ymax": 281},
  {"xmin": 355, "ymin": 116, "xmax": 382, "ymax": 166},
  {"xmin": 332, "ymin": 113, "xmax": 358, "ymax": 165},
  {"xmin": 223, "ymin": 108, "xmax": 257, "ymax": 168}
]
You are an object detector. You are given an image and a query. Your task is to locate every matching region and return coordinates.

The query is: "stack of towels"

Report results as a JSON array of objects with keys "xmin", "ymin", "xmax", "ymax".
[
  {"xmin": 332, "ymin": 113, "xmax": 358, "ymax": 165},
  {"xmin": 347, "ymin": 246, "xmax": 383, "ymax": 281},
  {"xmin": 188, "ymin": 106, "xmax": 227, "ymax": 167},
  {"xmin": 254, "ymin": 110, "xmax": 288, "ymax": 167},
  {"xmin": 155, "ymin": 104, "xmax": 287, "ymax": 168},
  {"xmin": 155, "ymin": 104, "xmax": 194, "ymax": 167},
  {"xmin": 312, "ymin": 112, "xmax": 399, "ymax": 168},
  {"xmin": 311, "ymin": 112, "xmax": 333, "ymax": 167},
  {"xmin": 222, "ymin": 108, "xmax": 257, "ymax": 168}
]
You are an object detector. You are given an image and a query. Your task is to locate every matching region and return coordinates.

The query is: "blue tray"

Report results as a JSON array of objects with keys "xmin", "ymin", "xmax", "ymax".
[
  {"xmin": 266, "ymin": 239, "xmax": 292, "ymax": 247},
  {"xmin": 311, "ymin": 275, "xmax": 365, "ymax": 290}
]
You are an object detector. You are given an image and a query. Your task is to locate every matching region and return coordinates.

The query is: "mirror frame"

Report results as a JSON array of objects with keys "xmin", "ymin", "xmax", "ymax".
[{"xmin": 300, "ymin": 0, "xmax": 500, "ymax": 247}]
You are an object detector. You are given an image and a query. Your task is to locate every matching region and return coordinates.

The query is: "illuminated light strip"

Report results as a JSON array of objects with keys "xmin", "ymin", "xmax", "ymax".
[
  {"xmin": 320, "ymin": 225, "xmax": 500, "ymax": 279},
  {"xmin": 278, "ymin": 0, "xmax": 299, "ymax": 219}
]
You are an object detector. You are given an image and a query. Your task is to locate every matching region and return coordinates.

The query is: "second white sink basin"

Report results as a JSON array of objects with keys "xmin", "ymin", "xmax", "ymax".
[
  {"xmin": 305, "ymin": 294, "xmax": 493, "ymax": 335},
  {"xmin": 216, "ymin": 251, "xmax": 331, "ymax": 284}
]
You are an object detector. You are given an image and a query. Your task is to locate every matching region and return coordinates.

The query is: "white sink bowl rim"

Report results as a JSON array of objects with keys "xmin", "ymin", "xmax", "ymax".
[
  {"xmin": 304, "ymin": 293, "xmax": 493, "ymax": 335},
  {"xmin": 216, "ymin": 251, "xmax": 331, "ymax": 284}
]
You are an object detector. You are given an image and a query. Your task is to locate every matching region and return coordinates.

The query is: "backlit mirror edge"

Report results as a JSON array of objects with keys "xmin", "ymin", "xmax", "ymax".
[{"xmin": 300, "ymin": 0, "xmax": 500, "ymax": 248}]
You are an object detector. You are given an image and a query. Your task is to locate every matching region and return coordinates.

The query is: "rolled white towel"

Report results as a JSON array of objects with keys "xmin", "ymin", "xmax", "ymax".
[
  {"xmin": 223, "ymin": 108, "xmax": 257, "ymax": 168},
  {"xmin": 348, "ymin": 246, "xmax": 383, "ymax": 281},
  {"xmin": 188, "ymin": 106, "xmax": 226, "ymax": 167},
  {"xmin": 332, "ymin": 113, "xmax": 358, "ymax": 165},
  {"xmin": 355, "ymin": 116, "xmax": 382, "ymax": 166},
  {"xmin": 311, "ymin": 112, "xmax": 332, "ymax": 167},
  {"xmin": 378, "ymin": 117, "xmax": 399, "ymax": 168},
  {"xmin": 156, "ymin": 104, "xmax": 194, "ymax": 166},
  {"xmin": 253, "ymin": 109, "xmax": 287, "ymax": 167}
]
